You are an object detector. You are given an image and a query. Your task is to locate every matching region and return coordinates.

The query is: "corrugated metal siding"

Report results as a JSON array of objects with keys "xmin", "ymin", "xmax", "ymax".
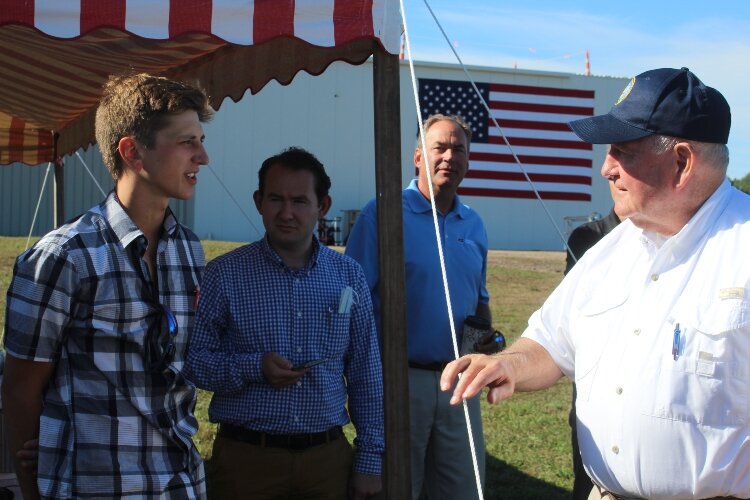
[
  {"xmin": 1, "ymin": 145, "xmax": 194, "ymax": 236},
  {"xmin": 2, "ymin": 60, "xmax": 626, "ymax": 249},
  {"xmin": 194, "ymin": 60, "xmax": 628, "ymax": 250},
  {"xmin": 0, "ymin": 160, "xmax": 55, "ymax": 237}
]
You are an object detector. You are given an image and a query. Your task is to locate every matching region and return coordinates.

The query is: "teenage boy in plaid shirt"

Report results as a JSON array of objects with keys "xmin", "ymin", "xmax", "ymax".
[{"xmin": 3, "ymin": 73, "xmax": 212, "ymax": 499}]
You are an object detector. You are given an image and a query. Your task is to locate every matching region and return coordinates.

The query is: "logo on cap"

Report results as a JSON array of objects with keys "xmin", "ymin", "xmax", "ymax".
[{"xmin": 615, "ymin": 77, "xmax": 635, "ymax": 105}]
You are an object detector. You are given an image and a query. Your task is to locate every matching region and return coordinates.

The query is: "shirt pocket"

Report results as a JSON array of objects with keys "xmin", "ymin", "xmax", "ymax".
[
  {"xmin": 639, "ymin": 298, "xmax": 750, "ymax": 427},
  {"xmin": 323, "ymin": 308, "xmax": 351, "ymax": 359},
  {"xmin": 573, "ymin": 290, "xmax": 628, "ymax": 403}
]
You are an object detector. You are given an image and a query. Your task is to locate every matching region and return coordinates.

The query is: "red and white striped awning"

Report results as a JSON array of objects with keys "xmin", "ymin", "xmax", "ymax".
[{"xmin": 0, "ymin": 0, "xmax": 400, "ymax": 165}]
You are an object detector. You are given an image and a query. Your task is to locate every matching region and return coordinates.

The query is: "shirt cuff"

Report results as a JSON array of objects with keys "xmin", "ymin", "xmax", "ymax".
[
  {"xmin": 353, "ymin": 449, "xmax": 382, "ymax": 476},
  {"xmin": 243, "ymin": 352, "xmax": 266, "ymax": 383}
]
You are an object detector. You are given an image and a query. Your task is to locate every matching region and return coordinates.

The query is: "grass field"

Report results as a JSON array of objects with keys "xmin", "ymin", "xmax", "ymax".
[{"xmin": 0, "ymin": 236, "xmax": 572, "ymax": 499}]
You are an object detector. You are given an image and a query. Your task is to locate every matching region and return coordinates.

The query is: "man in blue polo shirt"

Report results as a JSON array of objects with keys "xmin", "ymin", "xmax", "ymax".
[{"xmin": 346, "ymin": 114, "xmax": 495, "ymax": 499}]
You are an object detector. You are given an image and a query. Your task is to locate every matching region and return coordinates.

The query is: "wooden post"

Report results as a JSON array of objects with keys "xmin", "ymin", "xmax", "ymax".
[{"xmin": 372, "ymin": 44, "xmax": 410, "ymax": 499}]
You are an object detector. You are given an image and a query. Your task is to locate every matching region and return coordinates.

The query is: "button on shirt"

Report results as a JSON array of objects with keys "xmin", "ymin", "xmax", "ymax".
[
  {"xmin": 345, "ymin": 179, "xmax": 489, "ymax": 363},
  {"xmin": 186, "ymin": 237, "xmax": 384, "ymax": 475},
  {"xmin": 524, "ymin": 180, "xmax": 750, "ymax": 498},
  {"xmin": 3, "ymin": 192, "xmax": 206, "ymax": 499}
]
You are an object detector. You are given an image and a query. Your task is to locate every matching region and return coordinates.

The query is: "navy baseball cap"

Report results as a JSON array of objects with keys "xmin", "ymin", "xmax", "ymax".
[{"xmin": 569, "ymin": 67, "xmax": 731, "ymax": 144}]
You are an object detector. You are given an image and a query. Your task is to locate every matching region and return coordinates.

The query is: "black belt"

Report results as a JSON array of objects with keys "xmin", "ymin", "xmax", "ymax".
[
  {"xmin": 409, "ymin": 360, "xmax": 451, "ymax": 371},
  {"xmin": 218, "ymin": 424, "xmax": 343, "ymax": 451}
]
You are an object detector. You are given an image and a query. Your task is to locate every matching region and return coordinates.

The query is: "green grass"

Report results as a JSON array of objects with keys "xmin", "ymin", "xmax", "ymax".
[{"xmin": 1, "ymin": 237, "xmax": 572, "ymax": 499}]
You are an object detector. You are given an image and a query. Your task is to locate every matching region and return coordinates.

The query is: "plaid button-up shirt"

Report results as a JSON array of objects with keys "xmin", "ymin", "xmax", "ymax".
[{"xmin": 4, "ymin": 192, "xmax": 206, "ymax": 499}]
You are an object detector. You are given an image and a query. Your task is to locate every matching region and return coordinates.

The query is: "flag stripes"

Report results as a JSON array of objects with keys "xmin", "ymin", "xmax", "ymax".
[{"xmin": 419, "ymin": 77, "xmax": 595, "ymax": 201}]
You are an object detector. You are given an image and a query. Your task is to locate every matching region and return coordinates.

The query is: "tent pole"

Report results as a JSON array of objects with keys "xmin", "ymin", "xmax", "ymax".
[
  {"xmin": 52, "ymin": 134, "xmax": 65, "ymax": 228},
  {"xmin": 372, "ymin": 44, "xmax": 410, "ymax": 499}
]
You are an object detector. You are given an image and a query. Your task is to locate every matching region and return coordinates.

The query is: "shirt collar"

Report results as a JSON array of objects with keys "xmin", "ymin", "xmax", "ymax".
[
  {"xmin": 99, "ymin": 190, "xmax": 180, "ymax": 249},
  {"xmin": 259, "ymin": 234, "xmax": 321, "ymax": 273},
  {"xmin": 643, "ymin": 179, "xmax": 732, "ymax": 263},
  {"xmin": 404, "ymin": 178, "xmax": 467, "ymax": 218}
]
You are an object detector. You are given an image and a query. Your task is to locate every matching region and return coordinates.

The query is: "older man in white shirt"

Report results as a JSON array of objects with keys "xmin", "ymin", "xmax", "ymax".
[{"xmin": 441, "ymin": 67, "xmax": 749, "ymax": 500}]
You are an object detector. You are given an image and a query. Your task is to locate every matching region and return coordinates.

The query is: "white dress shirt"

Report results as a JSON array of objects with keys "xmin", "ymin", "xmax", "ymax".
[{"xmin": 524, "ymin": 180, "xmax": 750, "ymax": 499}]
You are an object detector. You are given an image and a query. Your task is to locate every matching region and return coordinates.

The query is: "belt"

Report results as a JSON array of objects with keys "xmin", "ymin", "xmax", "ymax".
[
  {"xmin": 218, "ymin": 424, "xmax": 343, "ymax": 451},
  {"xmin": 408, "ymin": 361, "xmax": 451, "ymax": 371}
]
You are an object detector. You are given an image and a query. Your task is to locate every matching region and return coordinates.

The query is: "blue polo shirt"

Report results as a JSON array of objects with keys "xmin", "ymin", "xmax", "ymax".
[{"xmin": 346, "ymin": 179, "xmax": 489, "ymax": 364}]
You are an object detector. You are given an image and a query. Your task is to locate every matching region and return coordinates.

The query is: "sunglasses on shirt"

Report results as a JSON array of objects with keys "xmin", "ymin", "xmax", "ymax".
[{"xmin": 145, "ymin": 304, "xmax": 178, "ymax": 372}]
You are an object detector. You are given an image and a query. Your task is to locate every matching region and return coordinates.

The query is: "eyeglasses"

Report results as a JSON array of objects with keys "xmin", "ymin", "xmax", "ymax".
[{"xmin": 146, "ymin": 304, "xmax": 178, "ymax": 372}]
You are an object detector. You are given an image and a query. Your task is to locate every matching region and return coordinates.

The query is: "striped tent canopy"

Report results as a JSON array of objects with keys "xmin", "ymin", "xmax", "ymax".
[{"xmin": 0, "ymin": 0, "xmax": 400, "ymax": 165}]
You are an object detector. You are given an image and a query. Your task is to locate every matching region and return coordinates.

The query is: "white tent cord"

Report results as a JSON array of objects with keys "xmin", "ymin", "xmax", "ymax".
[
  {"xmin": 206, "ymin": 167, "xmax": 263, "ymax": 239},
  {"xmin": 421, "ymin": 0, "xmax": 578, "ymax": 262},
  {"xmin": 26, "ymin": 162, "xmax": 53, "ymax": 251},
  {"xmin": 75, "ymin": 151, "xmax": 108, "ymax": 197},
  {"xmin": 400, "ymin": 2, "xmax": 485, "ymax": 499}
]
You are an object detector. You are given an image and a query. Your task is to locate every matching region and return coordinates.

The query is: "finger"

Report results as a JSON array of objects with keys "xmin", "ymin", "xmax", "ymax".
[
  {"xmin": 440, "ymin": 357, "xmax": 472, "ymax": 391},
  {"xmin": 23, "ymin": 438, "xmax": 39, "ymax": 449},
  {"xmin": 20, "ymin": 459, "xmax": 37, "ymax": 469},
  {"xmin": 271, "ymin": 355, "xmax": 293, "ymax": 370},
  {"xmin": 460, "ymin": 362, "xmax": 505, "ymax": 401},
  {"xmin": 487, "ymin": 383, "xmax": 514, "ymax": 404},
  {"xmin": 448, "ymin": 357, "xmax": 488, "ymax": 404},
  {"xmin": 453, "ymin": 356, "xmax": 506, "ymax": 403},
  {"xmin": 16, "ymin": 449, "xmax": 38, "ymax": 459}
]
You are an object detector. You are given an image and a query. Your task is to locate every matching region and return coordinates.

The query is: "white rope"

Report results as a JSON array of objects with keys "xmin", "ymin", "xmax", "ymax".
[
  {"xmin": 25, "ymin": 162, "xmax": 53, "ymax": 251},
  {"xmin": 400, "ymin": 3, "xmax": 484, "ymax": 499},
  {"xmin": 206, "ymin": 166, "xmax": 263, "ymax": 239},
  {"xmin": 75, "ymin": 151, "xmax": 108, "ymax": 197},
  {"xmin": 420, "ymin": 0, "xmax": 579, "ymax": 263}
]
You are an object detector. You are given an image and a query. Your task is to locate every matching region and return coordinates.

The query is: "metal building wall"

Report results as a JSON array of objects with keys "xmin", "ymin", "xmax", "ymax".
[
  {"xmin": 2, "ymin": 60, "xmax": 627, "ymax": 250},
  {"xmin": 0, "ymin": 145, "xmax": 194, "ymax": 237},
  {"xmin": 194, "ymin": 60, "xmax": 629, "ymax": 250},
  {"xmin": 0, "ymin": 161, "xmax": 55, "ymax": 237}
]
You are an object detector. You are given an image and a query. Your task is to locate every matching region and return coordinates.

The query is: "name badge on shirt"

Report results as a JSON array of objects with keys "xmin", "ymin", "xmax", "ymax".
[{"xmin": 718, "ymin": 287, "xmax": 745, "ymax": 300}]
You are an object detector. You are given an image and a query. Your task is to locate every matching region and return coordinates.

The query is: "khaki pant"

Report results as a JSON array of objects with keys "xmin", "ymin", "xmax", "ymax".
[
  {"xmin": 207, "ymin": 433, "xmax": 353, "ymax": 499},
  {"xmin": 588, "ymin": 485, "xmax": 740, "ymax": 500}
]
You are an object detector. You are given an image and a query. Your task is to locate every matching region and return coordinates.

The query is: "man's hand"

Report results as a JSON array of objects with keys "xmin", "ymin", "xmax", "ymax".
[
  {"xmin": 440, "ymin": 353, "xmax": 516, "ymax": 405},
  {"xmin": 349, "ymin": 472, "xmax": 381, "ymax": 499},
  {"xmin": 17, "ymin": 438, "xmax": 38, "ymax": 473},
  {"xmin": 441, "ymin": 338, "xmax": 564, "ymax": 404},
  {"xmin": 261, "ymin": 352, "xmax": 307, "ymax": 388},
  {"xmin": 2, "ymin": 355, "xmax": 55, "ymax": 500}
]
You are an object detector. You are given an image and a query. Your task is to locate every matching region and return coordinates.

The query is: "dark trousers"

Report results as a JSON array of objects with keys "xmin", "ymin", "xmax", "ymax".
[{"xmin": 207, "ymin": 433, "xmax": 353, "ymax": 499}]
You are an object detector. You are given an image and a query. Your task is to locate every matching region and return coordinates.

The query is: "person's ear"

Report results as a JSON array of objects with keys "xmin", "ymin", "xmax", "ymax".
[
  {"xmin": 673, "ymin": 142, "xmax": 694, "ymax": 189},
  {"xmin": 253, "ymin": 190, "xmax": 263, "ymax": 213},
  {"xmin": 117, "ymin": 137, "xmax": 143, "ymax": 172},
  {"xmin": 318, "ymin": 195, "xmax": 332, "ymax": 218},
  {"xmin": 414, "ymin": 146, "xmax": 424, "ymax": 172}
]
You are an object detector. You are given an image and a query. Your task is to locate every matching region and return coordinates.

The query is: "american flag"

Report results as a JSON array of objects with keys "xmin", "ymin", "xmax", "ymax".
[{"xmin": 418, "ymin": 78, "xmax": 595, "ymax": 201}]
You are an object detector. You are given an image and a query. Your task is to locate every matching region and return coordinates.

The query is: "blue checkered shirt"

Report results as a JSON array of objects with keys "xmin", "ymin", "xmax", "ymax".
[
  {"xmin": 4, "ymin": 192, "xmax": 206, "ymax": 499},
  {"xmin": 186, "ymin": 237, "xmax": 384, "ymax": 475}
]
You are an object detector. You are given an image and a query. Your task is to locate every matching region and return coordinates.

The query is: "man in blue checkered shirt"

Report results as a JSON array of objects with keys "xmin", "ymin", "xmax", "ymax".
[
  {"xmin": 186, "ymin": 147, "xmax": 384, "ymax": 499},
  {"xmin": 2, "ymin": 74, "xmax": 212, "ymax": 499}
]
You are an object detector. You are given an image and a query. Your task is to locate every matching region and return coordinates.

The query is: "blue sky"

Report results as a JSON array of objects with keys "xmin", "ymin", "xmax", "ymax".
[{"xmin": 402, "ymin": 0, "xmax": 750, "ymax": 179}]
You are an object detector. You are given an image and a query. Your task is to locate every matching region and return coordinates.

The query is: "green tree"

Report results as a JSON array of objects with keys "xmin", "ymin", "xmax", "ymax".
[{"xmin": 731, "ymin": 172, "xmax": 750, "ymax": 194}]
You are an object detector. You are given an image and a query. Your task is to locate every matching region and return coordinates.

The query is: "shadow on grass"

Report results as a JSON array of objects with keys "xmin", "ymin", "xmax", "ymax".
[{"xmin": 484, "ymin": 454, "xmax": 570, "ymax": 500}]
